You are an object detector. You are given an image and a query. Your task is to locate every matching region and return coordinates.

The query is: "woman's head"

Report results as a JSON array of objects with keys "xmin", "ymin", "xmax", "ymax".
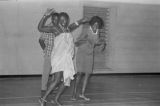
[
  {"xmin": 59, "ymin": 12, "xmax": 70, "ymax": 28},
  {"xmin": 51, "ymin": 12, "xmax": 59, "ymax": 25},
  {"xmin": 89, "ymin": 16, "xmax": 104, "ymax": 33}
]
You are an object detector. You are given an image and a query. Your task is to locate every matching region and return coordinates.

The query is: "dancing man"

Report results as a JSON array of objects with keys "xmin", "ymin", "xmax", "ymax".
[
  {"xmin": 38, "ymin": 9, "xmax": 62, "ymax": 97},
  {"xmin": 38, "ymin": 9, "xmax": 88, "ymax": 106}
]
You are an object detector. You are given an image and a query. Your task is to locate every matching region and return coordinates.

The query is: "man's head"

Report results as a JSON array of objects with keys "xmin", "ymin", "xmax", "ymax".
[
  {"xmin": 51, "ymin": 12, "xmax": 59, "ymax": 25},
  {"xmin": 59, "ymin": 12, "xmax": 70, "ymax": 28},
  {"xmin": 89, "ymin": 16, "xmax": 104, "ymax": 33}
]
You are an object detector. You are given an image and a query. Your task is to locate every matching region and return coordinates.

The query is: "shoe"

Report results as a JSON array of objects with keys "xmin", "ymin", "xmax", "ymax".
[
  {"xmin": 79, "ymin": 94, "xmax": 90, "ymax": 101},
  {"xmin": 38, "ymin": 97, "xmax": 47, "ymax": 106}
]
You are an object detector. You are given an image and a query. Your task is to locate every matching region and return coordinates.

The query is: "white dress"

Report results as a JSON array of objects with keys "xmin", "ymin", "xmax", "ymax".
[{"xmin": 51, "ymin": 32, "xmax": 75, "ymax": 85}]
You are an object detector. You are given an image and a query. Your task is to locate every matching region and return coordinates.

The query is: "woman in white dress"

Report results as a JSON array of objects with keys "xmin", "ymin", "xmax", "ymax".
[
  {"xmin": 51, "ymin": 32, "xmax": 75, "ymax": 86},
  {"xmin": 40, "ymin": 11, "xmax": 88, "ymax": 106}
]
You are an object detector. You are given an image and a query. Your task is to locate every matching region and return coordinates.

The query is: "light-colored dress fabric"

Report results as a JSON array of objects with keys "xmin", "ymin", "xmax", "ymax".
[{"xmin": 51, "ymin": 33, "xmax": 75, "ymax": 85}]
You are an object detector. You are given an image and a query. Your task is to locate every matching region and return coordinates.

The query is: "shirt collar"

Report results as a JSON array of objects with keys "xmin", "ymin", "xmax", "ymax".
[{"xmin": 90, "ymin": 26, "xmax": 98, "ymax": 35}]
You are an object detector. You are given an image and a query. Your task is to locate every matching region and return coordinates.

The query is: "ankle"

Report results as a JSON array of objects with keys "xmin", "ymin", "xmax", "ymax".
[
  {"xmin": 54, "ymin": 99, "xmax": 62, "ymax": 106},
  {"xmin": 79, "ymin": 93, "xmax": 84, "ymax": 96},
  {"xmin": 41, "ymin": 90, "xmax": 46, "ymax": 97}
]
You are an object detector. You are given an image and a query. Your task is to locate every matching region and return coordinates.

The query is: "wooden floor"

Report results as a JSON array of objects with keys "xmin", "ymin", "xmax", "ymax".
[{"xmin": 0, "ymin": 74, "xmax": 160, "ymax": 106}]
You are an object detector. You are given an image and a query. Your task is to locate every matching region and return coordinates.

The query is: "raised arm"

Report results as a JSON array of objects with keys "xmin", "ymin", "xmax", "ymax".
[
  {"xmin": 38, "ymin": 9, "xmax": 59, "ymax": 33},
  {"xmin": 68, "ymin": 17, "xmax": 89, "ymax": 32}
]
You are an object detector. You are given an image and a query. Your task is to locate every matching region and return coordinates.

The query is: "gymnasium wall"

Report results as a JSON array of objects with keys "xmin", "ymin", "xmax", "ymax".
[
  {"xmin": 0, "ymin": 0, "xmax": 160, "ymax": 75},
  {"xmin": 0, "ymin": 0, "xmax": 83, "ymax": 75},
  {"xmin": 84, "ymin": 1, "xmax": 160, "ymax": 73}
]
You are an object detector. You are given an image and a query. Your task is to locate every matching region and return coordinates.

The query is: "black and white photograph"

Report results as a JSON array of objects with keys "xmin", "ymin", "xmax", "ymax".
[{"xmin": 0, "ymin": 0, "xmax": 160, "ymax": 106}]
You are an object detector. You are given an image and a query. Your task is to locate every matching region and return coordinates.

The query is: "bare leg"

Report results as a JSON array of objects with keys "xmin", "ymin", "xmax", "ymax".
[
  {"xmin": 51, "ymin": 73, "xmax": 55, "ymax": 82},
  {"xmin": 48, "ymin": 74, "xmax": 59, "ymax": 95},
  {"xmin": 41, "ymin": 56, "xmax": 51, "ymax": 97},
  {"xmin": 79, "ymin": 73, "xmax": 90, "ymax": 101},
  {"xmin": 46, "ymin": 68, "xmax": 53, "ymax": 89},
  {"xmin": 71, "ymin": 72, "xmax": 82, "ymax": 100},
  {"xmin": 51, "ymin": 74, "xmax": 60, "ymax": 90},
  {"xmin": 40, "ymin": 72, "xmax": 62, "ymax": 106},
  {"xmin": 54, "ymin": 83, "xmax": 66, "ymax": 106}
]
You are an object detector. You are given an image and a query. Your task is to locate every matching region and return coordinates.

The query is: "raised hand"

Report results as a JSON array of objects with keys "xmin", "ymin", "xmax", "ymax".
[
  {"xmin": 44, "ymin": 8, "xmax": 55, "ymax": 16},
  {"xmin": 78, "ymin": 17, "xmax": 90, "ymax": 24},
  {"xmin": 82, "ymin": 17, "xmax": 90, "ymax": 23}
]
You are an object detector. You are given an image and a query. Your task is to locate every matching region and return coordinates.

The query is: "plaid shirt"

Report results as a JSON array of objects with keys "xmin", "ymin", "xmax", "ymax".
[
  {"xmin": 39, "ymin": 22, "xmax": 79, "ymax": 56},
  {"xmin": 40, "ymin": 32, "xmax": 55, "ymax": 56}
]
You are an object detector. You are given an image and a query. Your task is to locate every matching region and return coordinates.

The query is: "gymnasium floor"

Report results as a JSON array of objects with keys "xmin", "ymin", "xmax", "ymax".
[{"xmin": 0, "ymin": 74, "xmax": 160, "ymax": 106}]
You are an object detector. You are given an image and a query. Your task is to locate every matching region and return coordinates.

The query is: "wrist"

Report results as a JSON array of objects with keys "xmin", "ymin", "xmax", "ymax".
[
  {"xmin": 43, "ymin": 15, "xmax": 46, "ymax": 18},
  {"xmin": 75, "ymin": 21, "xmax": 79, "ymax": 26},
  {"xmin": 43, "ymin": 14, "xmax": 50, "ymax": 18}
]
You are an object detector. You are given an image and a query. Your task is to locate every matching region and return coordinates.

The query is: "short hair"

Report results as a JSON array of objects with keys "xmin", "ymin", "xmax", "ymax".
[
  {"xmin": 59, "ymin": 12, "xmax": 70, "ymax": 25},
  {"xmin": 51, "ymin": 12, "xmax": 59, "ymax": 19},
  {"xmin": 89, "ymin": 16, "xmax": 104, "ymax": 29}
]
